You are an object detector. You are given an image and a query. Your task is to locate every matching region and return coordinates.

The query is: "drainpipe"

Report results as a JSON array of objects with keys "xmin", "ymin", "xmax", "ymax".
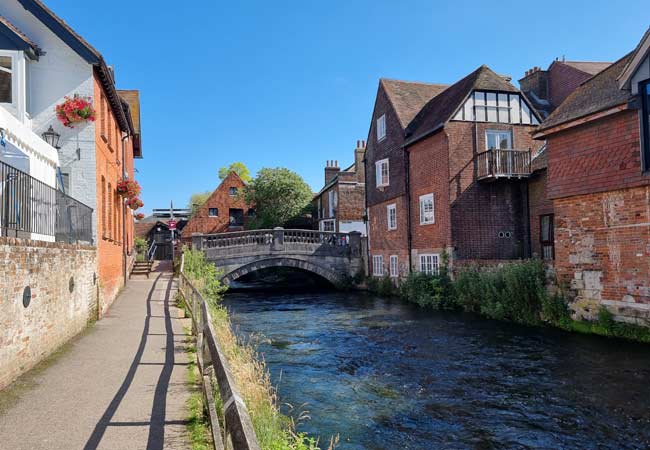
[
  {"xmin": 121, "ymin": 133, "xmax": 129, "ymax": 285},
  {"xmin": 405, "ymin": 146, "xmax": 413, "ymax": 274},
  {"xmin": 363, "ymin": 154, "xmax": 371, "ymax": 277}
]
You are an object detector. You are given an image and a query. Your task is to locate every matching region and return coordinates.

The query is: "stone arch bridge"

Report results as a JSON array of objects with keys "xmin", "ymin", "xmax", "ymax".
[{"xmin": 192, "ymin": 228, "xmax": 365, "ymax": 286}]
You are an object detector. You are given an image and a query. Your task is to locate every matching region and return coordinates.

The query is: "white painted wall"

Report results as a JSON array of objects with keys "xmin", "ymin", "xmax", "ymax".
[{"xmin": 1, "ymin": 1, "xmax": 98, "ymax": 242}]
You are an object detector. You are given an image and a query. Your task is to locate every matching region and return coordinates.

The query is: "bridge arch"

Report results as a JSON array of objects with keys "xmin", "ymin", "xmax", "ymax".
[{"xmin": 221, "ymin": 257, "xmax": 344, "ymax": 286}]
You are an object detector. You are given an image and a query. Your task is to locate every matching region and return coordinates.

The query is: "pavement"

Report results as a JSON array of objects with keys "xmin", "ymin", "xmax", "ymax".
[{"xmin": 0, "ymin": 263, "xmax": 193, "ymax": 450}]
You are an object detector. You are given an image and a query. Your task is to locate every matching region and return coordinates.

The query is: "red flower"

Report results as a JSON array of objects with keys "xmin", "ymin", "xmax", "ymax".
[{"xmin": 55, "ymin": 94, "xmax": 96, "ymax": 128}]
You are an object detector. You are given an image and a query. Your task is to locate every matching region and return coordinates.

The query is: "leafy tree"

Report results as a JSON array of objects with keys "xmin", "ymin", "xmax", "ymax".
[
  {"xmin": 218, "ymin": 162, "xmax": 252, "ymax": 183},
  {"xmin": 188, "ymin": 191, "xmax": 212, "ymax": 216},
  {"xmin": 243, "ymin": 167, "xmax": 313, "ymax": 228}
]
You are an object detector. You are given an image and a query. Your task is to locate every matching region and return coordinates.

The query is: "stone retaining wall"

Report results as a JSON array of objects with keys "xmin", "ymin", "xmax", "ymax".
[{"xmin": 0, "ymin": 238, "xmax": 98, "ymax": 390}]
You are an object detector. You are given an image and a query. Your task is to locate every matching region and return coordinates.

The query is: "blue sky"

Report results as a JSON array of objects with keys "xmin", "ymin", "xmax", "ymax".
[{"xmin": 46, "ymin": 0, "xmax": 648, "ymax": 214}]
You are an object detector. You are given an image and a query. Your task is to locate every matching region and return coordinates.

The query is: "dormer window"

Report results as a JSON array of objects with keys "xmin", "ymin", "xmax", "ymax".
[
  {"xmin": 642, "ymin": 80, "xmax": 650, "ymax": 172},
  {"xmin": 0, "ymin": 56, "xmax": 12, "ymax": 103}
]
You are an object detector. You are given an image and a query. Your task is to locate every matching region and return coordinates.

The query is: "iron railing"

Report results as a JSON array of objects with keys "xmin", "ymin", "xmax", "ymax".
[
  {"xmin": 0, "ymin": 160, "xmax": 93, "ymax": 243},
  {"xmin": 476, "ymin": 148, "xmax": 531, "ymax": 180}
]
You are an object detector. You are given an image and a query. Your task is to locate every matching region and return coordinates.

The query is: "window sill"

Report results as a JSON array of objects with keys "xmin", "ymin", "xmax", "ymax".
[{"xmin": 419, "ymin": 221, "xmax": 435, "ymax": 226}]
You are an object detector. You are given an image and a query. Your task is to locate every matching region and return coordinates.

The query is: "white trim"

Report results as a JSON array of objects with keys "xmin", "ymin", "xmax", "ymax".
[
  {"xmin": 320, "ymin": 219, "xmax": 336, "ymax": 232},
  {"xmin": 419, "ymin": 193, "xmax": 434, "ymax": 225},
  {"xmin": 376, "ymin": 114, "xmax": 386, "ymax": 141},
  {"xmin": 419, "ymin": 253, "xmax": 440, "ymax": 275},
  {"xmin": 389, "ymin": 255, "xmax": 398, "ymax": 278},
  {"xmin": 387, "ymin": 203, "xmax": 397, "ymax": 230},
  {"xmin": 372, "ymin": 254, "xmax": 384, "ymax": 277}
]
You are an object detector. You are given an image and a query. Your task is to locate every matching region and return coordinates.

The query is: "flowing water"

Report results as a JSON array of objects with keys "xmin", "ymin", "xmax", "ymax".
[{"xmin": 222, "ymin": 287, "xmax": 650, "ymax": 450}]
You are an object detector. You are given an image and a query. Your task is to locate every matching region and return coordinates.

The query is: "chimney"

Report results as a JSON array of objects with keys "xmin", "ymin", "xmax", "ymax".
[
  {"xmin": 519, "ymin": 65, "xmax": 548, "ymax": 101},
  {"xmin": 354, "ymin": 140, "xmax": 366, "ymax": 183},
  {"xmin": 324, "ymin": 160, "xmax": 340, "ymax": 185}
]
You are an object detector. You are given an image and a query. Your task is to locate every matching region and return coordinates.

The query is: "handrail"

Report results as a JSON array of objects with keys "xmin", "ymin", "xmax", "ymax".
[
  {"xmin": 196, "ymin": 228, "xmax": 353, "ymax": 250},
  {"xmin": 147, "ymin": 240, "xmax": 157, "ymax": 262},
  {"xmin": 476, "ymin": 148, "xmax": 531, "ymax": 180},
  {"xmin": 179, "ymin": 255, "xmax": 261, "ymax": 450}
]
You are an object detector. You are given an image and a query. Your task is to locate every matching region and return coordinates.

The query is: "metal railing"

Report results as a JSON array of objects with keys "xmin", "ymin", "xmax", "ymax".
[
  {"xmin": 179, "ymin": 257, "xmax": 261, "ymax": 450},
  {"xmin": 0, "ymin": 160, "xmax": 93, "ymax": 243},
  {"xmin": 476, "ymin": 148, "xmax": 531, "ymax": 180}
]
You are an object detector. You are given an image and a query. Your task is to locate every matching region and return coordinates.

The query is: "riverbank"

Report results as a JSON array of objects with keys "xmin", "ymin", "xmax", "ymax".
[
  {"xmin": 366, "ymin": 259, "xmax": 650, "ymax": 344},
  {"xmin": 182, "ymin": 249, "xmax": 335, "ymax": 450}
]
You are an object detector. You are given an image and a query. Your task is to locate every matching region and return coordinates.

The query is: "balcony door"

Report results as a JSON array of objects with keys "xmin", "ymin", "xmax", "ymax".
[{"xmin": 486, "ymin": 130, "xmax": 513, "ymax": 175}]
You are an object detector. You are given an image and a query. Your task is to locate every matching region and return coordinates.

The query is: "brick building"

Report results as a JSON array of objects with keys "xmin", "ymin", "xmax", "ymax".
[
  {"xmin": 365, "ymin": 79, "xmax": 448, "ymax": 277},
  {"xmin": 403, "ymin": 66, "xmax": 543, "ymax": 276},
  {"xmin": 534, "ymin": 30, "xmax": 650, "ymax": 324},
  {"xmin": 314, "ymin": 140, "xmax": 366, "ymax": 234},
  {"xmin": 183, "ymin": 172, "xmax": 253, "ymax": 239}
]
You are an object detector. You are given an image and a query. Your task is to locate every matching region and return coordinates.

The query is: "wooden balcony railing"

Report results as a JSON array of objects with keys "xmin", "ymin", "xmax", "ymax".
[{"xmin": 476, "ymin": 148, "xmax": 531, "ymax": 181}]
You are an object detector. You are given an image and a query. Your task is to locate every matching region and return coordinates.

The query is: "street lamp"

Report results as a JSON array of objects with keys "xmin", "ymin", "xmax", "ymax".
[{"xmin": 41, "ymin": 126, "xmax": 61, "ymax": 149}]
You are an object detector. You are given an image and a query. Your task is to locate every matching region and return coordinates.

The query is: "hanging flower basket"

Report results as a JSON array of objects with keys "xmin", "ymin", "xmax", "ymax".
[
  {"xmin": 117, "ymin": 179, "xmax": 141, "ymax": 199},
  {"xmin": 55, "ymin": 94, "xmax": 96, "ymax": 128},
  {"xmin": 126, "ymin": 197, "xmax": 144, "ymax": 210},
  {"xmin": 134, "ymin": 212, "xmax": 145, "ymax": 221}
]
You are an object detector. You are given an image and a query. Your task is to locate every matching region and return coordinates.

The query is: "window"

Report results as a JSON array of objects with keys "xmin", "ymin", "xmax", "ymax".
[
  {"xmin": 208, "ymin": 208, "xmax": 218, "ymax": 217},
  {"xmin": 419, "ymin": 193, "xmax": 434, "ymax": 225},
  {"xmin": 451, "ymin": 91, "xmax": 539, "ymax": 125},
  {"xmin": 376, "ymin": 114, "xmax": 386, "ymax": 141},
  {"xmin": 321, "ymin": 219, "xmax": 335, "ymax": 232},
  {"xmin": 540, "ymin": 214, "xmax": 555, "ymax": 261},
  {"xmin": 372, "ymin": 255, "xmax": 384, "ymax": 276},
  {"xmin": 247, "ymin": 208, "xmax": 256, "ymax": 217},
  {"xmin": 387, "ymin": 203, "xmax": 397, "ymax": 230},
  {"xmin": 642, "ymin": 80, "xmax": 650, "ymax": 172},
  {"xmin": 328, "ymin": 190, "xmax": 337, "ymax": 217},
  {"xmin": 229, "ymin": 208, "xmax": 244, "ymax": 226},
  {"xmin": 375, "ymin": 159, "xmax": 389, "ymax": 187},
  {"xmin": 101, "ymin": 176, "xmax": 106, "ymax": 238},
  {"xmin": 107, "ymin": 182, "xmax": 112, "ymax": 239},
  {"xmin": 108, "ymin": 109, "xmax": 113, "ymax": 150},
  {"xmin": 389, "ymin": 255, "xmax": 398, "ymax": 278},
  {"xmin": 0, "ymin": 55, "xmax": 12, "ymax": 103},
  {"xmin": 229, "ymin": 187, "xmax": 238, "ymax": 196},
  {"xmin": 486, "ymin": 130, "xmax": 512, "ymax": 150},
  {"xmin": 100, "ymin": 95, "xmax": 106, "ymax": 139},
  {"xmin": 419, "ymin": 254, "xmax": 440, "ymax": 275}
]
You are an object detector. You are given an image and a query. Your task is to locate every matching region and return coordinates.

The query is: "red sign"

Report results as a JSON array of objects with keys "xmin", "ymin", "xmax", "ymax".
[{"xmin": 168, "ymin": 220, "xmax": 177, "ymax": 230}]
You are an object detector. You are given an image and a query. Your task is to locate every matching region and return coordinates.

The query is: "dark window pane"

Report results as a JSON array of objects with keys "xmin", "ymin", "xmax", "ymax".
[
  {"xmin": 0, "ymin": 72, "xmax": 11, "ymax": 103},
  {"xmin": 229, "ymin": 208, "xmax": 244, "ymax": 226},
  {"xmin": 208, "ymin": 208, "xmax": 218, "ymax": 217},
  {"xmin": 229, "ymin": 187, "xmax": 238, "ymax": 196}
]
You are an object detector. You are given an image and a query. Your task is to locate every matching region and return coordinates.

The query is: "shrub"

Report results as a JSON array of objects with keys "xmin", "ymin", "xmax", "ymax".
[
  {"xmin": 541, "ymin": 293, "xmax": 572, "ymax": 330},
  {"xmin": 183, "ymin": 248, "xmax": 227, "ymax": 302},
  {"xmin": 134, "ymin": 237, "xmax": 148, "ymax": 256},
  {"xmin": 399, "ymin": 272, "xmax": 456, "ymax": 309}
]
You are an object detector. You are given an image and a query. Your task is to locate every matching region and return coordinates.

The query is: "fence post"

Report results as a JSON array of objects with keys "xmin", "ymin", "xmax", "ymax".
[
  {"xmin": 192, "ymin": 233, "xmax": 204, "ymax": 251},
  {"xmin": 272, "ymin": 227, "xmax": 284, "ymax": 252}
]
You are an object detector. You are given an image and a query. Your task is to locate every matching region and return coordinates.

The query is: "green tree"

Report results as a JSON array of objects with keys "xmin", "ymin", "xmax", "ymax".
[
  {"xmin": 243, "ymin": 167, "xmax": 313, "ymax": 228},
  {"xmin": 218, "ymin": 162, "xmax": 252, "ymax": 183},
  {"xmin": 188, "ymin": 191, "xmax": 212, "ymax": 216}
]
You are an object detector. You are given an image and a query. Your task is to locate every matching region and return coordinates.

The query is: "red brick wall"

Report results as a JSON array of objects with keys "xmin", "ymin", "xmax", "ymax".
[
  {"xmin": 183, "ymin": 172, "xmax": 252, "ymax": 237},
  {"xmin": 547, "ymin": 110, "xmax": 646, "ymax": 199},
  {"xmin": 554, "ymin": 187, "xmax": 650, "ymax": 323},
  {"xmin": 528, "ymin": 168, "xmax": 554, "ymax": 258},
  {"xmin": 337, "ymin": 183, "xmax": 365, "ymax": 222},
  {"xmin": 548, "ymin": 62, "xmax": 593, "ymax": 109},
  {"xmin": 368, "ymin": 196, "xmax": 409, "ymax": 277}
]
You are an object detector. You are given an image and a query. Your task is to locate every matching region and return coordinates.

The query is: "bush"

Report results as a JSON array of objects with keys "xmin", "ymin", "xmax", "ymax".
[
  {"xmin": 135, "ymin": 237, "xmax": 148, "ymax": 256},
  {"xmin": 366, "ymin": 276, "xmax": 396, "ymax": 297},
  {"xmin": 541, "ymin": 293, "xmax": 572, "ymax": 330},
  {"xmin": 399, "ymin": 272, "xmax": 456, "ymax": 309},
  {"xmin": 182, "ymin": 248, "xmax": 227, "ymax": 302}
]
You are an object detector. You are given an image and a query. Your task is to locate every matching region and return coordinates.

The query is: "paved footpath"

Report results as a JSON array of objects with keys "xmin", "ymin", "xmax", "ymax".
[{"xmin": 0, "ymin": 265, "xmax": 193, "ymax": 450}]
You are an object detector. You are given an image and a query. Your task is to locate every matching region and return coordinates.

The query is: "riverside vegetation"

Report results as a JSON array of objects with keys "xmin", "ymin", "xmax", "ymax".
[
  {"xmin": 182, "ymin": 249, "xmax": 338, "ymax": 450},
  {"xmin": 367, "ymin": 256, "xmax": 650, "ymax": 343}
]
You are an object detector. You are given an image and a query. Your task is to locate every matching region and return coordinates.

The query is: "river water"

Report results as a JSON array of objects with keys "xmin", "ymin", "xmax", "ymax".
[{"xmin": 222, "ymin": 288, "xmax": 650, "ymax": 450}]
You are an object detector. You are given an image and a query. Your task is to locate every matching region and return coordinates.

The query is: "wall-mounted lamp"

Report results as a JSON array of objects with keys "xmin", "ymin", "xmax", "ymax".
[{"xmin": 41, "ymin": 126, "xmax": 61, "ymax": 149}]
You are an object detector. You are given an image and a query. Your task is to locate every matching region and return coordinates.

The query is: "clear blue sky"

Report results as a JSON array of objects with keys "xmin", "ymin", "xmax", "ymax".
[{"xmin": 46, "ymin": 0, "xmax": 648, "ymax": 214}]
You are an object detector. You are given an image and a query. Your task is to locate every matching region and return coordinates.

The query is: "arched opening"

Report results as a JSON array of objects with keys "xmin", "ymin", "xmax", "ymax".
[{"xmin": 222, "ymin": 257, "xmax": 343, "ymax": 290}]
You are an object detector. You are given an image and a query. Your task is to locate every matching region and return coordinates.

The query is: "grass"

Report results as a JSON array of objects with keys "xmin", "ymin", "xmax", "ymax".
[
  {"xmin": 182, "ymin": 248, "xmax": 338, "ymax": 450},
  {"xmin": 185, "ymin": 338, "xmax": 211, "ymax": 450}
]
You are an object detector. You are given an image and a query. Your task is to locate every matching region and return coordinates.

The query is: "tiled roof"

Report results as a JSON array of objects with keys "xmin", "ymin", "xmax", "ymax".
[
  {"xmin": 405, "ymin": 65, "xmax": 519, "ymax": 144},
  {"xmin": 381, "ymin": 79, "xmax": 448, "ymax": 129},
  {"xmin": 0, "ymin": 15, "xmax": 41, "ymax": 56},
  {"xmin": 538, "ymin": 53, "xmax": 634, "ymax": 132},
  {"xmin": 561, "ymin": 61, "xmax": 612, "ymax": 75},
  {"xmin": 135, "ymin": 222, "xmax": 156, "ymax": 238}
]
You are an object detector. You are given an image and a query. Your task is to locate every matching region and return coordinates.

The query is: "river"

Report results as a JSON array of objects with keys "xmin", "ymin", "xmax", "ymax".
[{"xmin": 222, "ymin": 287, "xmax": 650, "ymax": 450}]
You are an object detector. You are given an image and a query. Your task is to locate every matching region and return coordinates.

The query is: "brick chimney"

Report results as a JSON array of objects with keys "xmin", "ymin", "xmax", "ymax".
[
  {"xmin": 325, "ymin": 160, "xmax": 340, "ymax": 184},
  {"xmin": 519, "ymin": 65, "xmax": 548, "ymax": 100},
  {"xmin": 354, "ymin": 140, "xmax": 366, "ymax": 183}
]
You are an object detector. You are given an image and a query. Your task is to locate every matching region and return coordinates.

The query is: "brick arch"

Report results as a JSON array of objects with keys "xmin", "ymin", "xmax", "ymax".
[{"xmin": 221, "ymin": 257, "xmax": 343, "ymax": 286}]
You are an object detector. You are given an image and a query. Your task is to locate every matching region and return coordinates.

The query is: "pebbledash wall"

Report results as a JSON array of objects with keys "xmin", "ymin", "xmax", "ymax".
[{"xmin": 0, "ymin": 238, "xmax": 99, "ymax": 390}]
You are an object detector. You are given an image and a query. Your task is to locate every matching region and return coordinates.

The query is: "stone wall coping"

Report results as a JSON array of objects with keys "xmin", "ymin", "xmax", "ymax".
[{"xmin": 0, "ymin": 236, "xmax": 96, "ymax": 251}]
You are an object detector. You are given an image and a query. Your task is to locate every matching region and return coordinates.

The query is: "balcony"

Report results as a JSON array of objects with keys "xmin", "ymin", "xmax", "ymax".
[{"xmin": 476, "ymin": 148, "xmax": 531, "ymax": 181}]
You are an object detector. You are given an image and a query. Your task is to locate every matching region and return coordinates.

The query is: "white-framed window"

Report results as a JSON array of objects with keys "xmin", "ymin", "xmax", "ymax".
[
  {"xmin": 419, "ymin": 254, "xmax": 440, "ymax": 275},
  {"xmin": 229, "ymin": 187, "xmax": 238, "ymax": 196},
  {"xmin": 376, "ymin": 114, "xmax": 386, "ymax": 141},
  {"xmin": 486, "ymin": 130, "xmax": 512, "ymax": 150},
  {"xmin": 389, "ymin": 255, "xmax": 398, "ymax": 278},
  {"xmin": 320, "ymin": 219, "xmax": 335, "ymax": 232},
  {"xmin": 372, "ymin": 255, "xmax": 384, "ymax": 277},
  {"xmin": 208, "ymin": 208, "xmax": 218, "ymax": 217},
  {"xmin": 327, "ymin": 190, "xmax": 337, "ymax": 217},
  {"xmin": 387, "ymin": 203, "xmax": 397, "ymax": 230},
  {"xmin": 375, "ymin": 158, "xmax": 389, "ymax": 187},
  {"xmin": 419, "ymin": 193, "xmax": 434, "ymax": 225},
  {"xmin": 0, "ymin": 54, "xmax": 13, "ymax": 104}
]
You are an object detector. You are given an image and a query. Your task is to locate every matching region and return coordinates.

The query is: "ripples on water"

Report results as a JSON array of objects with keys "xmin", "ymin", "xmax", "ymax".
[{"xmin": 223, "ymin": 289, "xmax": 650, "ymax": 450}]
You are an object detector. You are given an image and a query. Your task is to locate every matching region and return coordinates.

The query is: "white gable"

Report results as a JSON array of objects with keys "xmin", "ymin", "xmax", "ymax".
[{"xmin": 452, "ymin": 90, "xmax": 540, "ymax": 125}]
